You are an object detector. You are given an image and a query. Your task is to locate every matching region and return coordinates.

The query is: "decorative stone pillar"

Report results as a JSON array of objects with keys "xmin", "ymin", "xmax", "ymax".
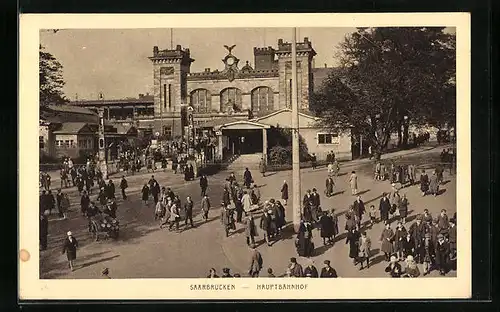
[{"xmin": 262, "ymin": 128, "xmax": 268, "ymax": 165}]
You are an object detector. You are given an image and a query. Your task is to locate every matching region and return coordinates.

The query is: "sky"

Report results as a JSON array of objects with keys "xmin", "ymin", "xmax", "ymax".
[{"xmin": 39, "ymin": 27, "xmax": 355, "ymax": 100}]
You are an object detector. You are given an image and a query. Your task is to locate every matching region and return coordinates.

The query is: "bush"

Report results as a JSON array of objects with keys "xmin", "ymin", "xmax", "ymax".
[{"xmin": 267, "ymin": 127, "xmax": 310, "ymax": 164}]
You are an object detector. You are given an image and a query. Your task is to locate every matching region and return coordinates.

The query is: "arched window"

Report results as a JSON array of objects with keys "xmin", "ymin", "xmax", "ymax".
[
  {"xmin": 220, "ymin": 88, "xmax": 242, "ymax": 112},
  {"xmin": 251, "ymin": 86, "xmax": 274, "ymax": 112},
  {"xmin": 190, "ymin": 89, "xmax": 211, "ymax": 113}
]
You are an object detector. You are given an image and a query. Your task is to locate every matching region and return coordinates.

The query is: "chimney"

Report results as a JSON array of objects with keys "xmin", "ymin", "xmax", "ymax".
[
  {"xmin": 278, "ymin": 39, "xmax": 283, "ymax": 45},
  {"xmin": 153, "ymin": 46, "xmax": 159, "ymax": 55},
  {"xmin": 205, "ymin": 68, "xmax": 210, "ymax": 72},
  {"xmin": 324, "ymin": 63, "xmax": 327, "ymax": 68},
  {"xmin": 139, "ymin": 93, "xmax": 144, "ymax": 98},
  {"xmin": 304, "ymin": 37, "xmax": 309, "ymax": 43},
  {"xmin": 176, "ymin": 44, "xmax": 181, "ymax": 51}
]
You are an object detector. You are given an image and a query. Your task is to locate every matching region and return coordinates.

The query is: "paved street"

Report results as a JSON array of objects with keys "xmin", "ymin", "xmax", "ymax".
[{"xmin": 40, "ymin": 144, "xmax": 456, "ymax": 279}]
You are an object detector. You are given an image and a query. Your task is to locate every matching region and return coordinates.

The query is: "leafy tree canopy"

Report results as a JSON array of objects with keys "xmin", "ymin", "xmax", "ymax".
[
  {"xmin": 40, "ymin": 45, "xmax": 68, "ymax": 107},
  {"xmin": 311, "ymin": 27, "xmax": 456, "ymax": 156}
]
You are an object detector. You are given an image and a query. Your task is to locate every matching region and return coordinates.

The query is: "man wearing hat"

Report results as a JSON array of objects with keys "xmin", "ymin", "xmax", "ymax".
[
  {"xmin": 248, "ymin": 246, "xmax": 263, "ymax": 277},
  {"xmin": 378, "ymin": 192, "xmax": 391, "ymax": 223},
  {"xmin": 435, "ymin": 233, "xmax": 450, "ymax": 276},
  {"xmin": 259, "ymin": 209, "xmax": 273, "ymax": 246},
  {"xmin": 221, "ymin": 268, "xmax": 233, "ymax": 278},
  {"xmin": 304, "ymin": 259, "xmax": 319, "ymax": 278},
  {"xmin": 320, "ymin": 260, "xmax": 338, "ymax": 278},
  {"xmin": 288, "ymin": 257, "xmax": 303, "ymax": 277},
  {"xmin": 410, "ymin": 215, "xmax": 428, "ymax": 263},
  {"xmin": 62, "ymin": 231, "xmax": 78, "ymax": 271},
  {"xmin": 244, "ymin": 213, "xmax": 257, "ymax": 247}
]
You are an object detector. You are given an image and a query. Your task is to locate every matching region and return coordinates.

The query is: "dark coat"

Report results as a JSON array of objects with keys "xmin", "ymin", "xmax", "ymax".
[
  {"xmin": 311, "ymin": 192, "xmax": 320, "ymax": 207},
  {"xmin": 379, "ymin": 197, "xmax": 391, "ymax": 221},
  {"xmin": 243, "ymin": 170, "xmax": 253, "ymax": 184},
  {"xmin": 200, "ymin": 176, "xmax": 208, "ymax": 189},
  {"xmin": 402, "ymin": 237, "xmax": 415, "ymax": 256},
  {"xmin": 385, "ymin": 262, "xmax": 403, "ymax": 277},
  {"xmin": 399, "ymin": 198, "xmax": 409, "ymax": 218},
  {"xmin": 380, "ymin": 228, "xmax": 395, "ymax": 254},
  {"xmin": 353, "ymin": 199, "xmax": 365, "ymax": 219},
  {"xmin": 304, "ymin": 265, "xmax": 319, "ymax": 278},
  {"xmin": 81, "ymin": 194, "xmax": 90, "ymax": 209},
  {"xmin": 62, "ymin": 237, "xmax": 78, "ymax": 261},
  {"xmin": 120, "ymin": 178, "xmax": 128, "ymax": 189},
  {"xmin": 420, "ymin": 174, "xmax": 429, "ymax": 192},
  {"xmin": 275, "ymin": 203, "xmax": 286, "ymax": 228},
  {"xmin": 435, "ymin": 240, "xmax": 450, "ymax": 268},
  {"xmin": 346, "ymin": 230, "xmax": 361, "ymax": 258},
  {"xmin": 141, "ymin": 186, "xmax": 149, "ymax": 201},
  {"xmin": 260, "ymin": 214, "xmax": 272, "ymax": 233},
  {"xmin": 289, "ymin": 263, "xmax": 303, "ymax": 277},
  {"xmin": 281, "ymin": 183, "xmax": 289, "ymax": 200},
  {"xmin": 320, "ymin": 266, "xmax": 338, "ymax": 278},
  {"xmin": 319, "ymin": 215, "xmax": 334, "ymax": 238},
  {"xmin": 184, "ymin": 200, "xmax": 194, "ymax": 217},
  {"xmin": 107, "ymin": 182, "xmax": 115, "ymax": 198}
]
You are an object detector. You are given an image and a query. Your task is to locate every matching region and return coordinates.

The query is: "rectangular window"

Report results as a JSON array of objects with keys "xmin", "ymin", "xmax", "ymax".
[
  {"xmin": 168, "ymin": 84, "xmax": 172, "ymax": 109},
  {"xmin": 318, "ymin": 133, "xmax": 339, "ymax": 145},
  {"xmin": 163, "ymin": 84, "xmax": 167, "ymax": 109},
  {"xmin": 39, "ymin": 136, "xmax": 44, "ymax": 149},
  {"xmin": 64, "ymin": 140, "xmax": 70, "ymax": 148},
  {"xmin": 163, "ymin": 126, "xmax": 172, "ymax": 139}
]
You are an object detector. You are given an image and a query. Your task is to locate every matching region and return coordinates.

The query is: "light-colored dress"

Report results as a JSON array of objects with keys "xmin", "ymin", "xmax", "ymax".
[{"xmin": 349, "ymin": 173, "xmax": 358, "ymax": 192}]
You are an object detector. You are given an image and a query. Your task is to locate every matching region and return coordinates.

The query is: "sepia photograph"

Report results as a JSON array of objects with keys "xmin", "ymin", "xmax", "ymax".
[{"xmin": 19, "ymin": 13, "xmax": 471, "ymax": 300}]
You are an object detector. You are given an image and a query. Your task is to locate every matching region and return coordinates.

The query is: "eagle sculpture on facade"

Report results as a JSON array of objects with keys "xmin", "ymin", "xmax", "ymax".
[{"xmin": 223, "ymin": 44, "xmax": 236, "ymax": 54}]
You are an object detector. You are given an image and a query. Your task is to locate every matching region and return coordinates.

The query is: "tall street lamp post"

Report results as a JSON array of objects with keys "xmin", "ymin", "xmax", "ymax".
[{"xmin": 291, "ymin": 28, "xmax": 301, "ymax": 233}]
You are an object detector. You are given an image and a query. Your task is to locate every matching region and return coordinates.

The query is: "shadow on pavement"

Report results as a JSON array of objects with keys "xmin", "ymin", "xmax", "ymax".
[
  {"xmin": 369, "ymin": 253, "xmax": 386, "ymax": 266},
  {"xmin": 76, "ymin": 255, "xmax": 120, "ymax": 271},
  {"xmin": 437, "ymin": 189, "xmax": 447, "ymax": 196},
  {"xmin": 356, "ymin": 189, "xmax": 371, "ymax": 196}
]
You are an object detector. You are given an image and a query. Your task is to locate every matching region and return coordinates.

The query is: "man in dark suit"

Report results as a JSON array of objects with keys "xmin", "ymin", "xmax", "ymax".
[
  {"xmin": 379, "ymin": 192, "xmax": 391, "ymax": 223},
  {"xmin": 106, "ymin": 179, "xmax": 116, "ymax": 199},
  {"xmin": 199, "ymin": 175, "xmax": 208, "ymax": 197},
  {"xmin": 243, "ymin": 168, "xmax": 253, "ymax": 189},
  {"xmin": 353, "ymin": 195, "xmax": 366, "ymax": 227},
  {"xmin": 320, "ymin": 260, "xmax": 338, "ymax": 277},
  {"xmin": 288, "ymin": 257, "xmax": 303, "ymax": 277},
  {"xmin": 311, "ymin": 188, "xmax": 321, "ymax": 222},
  {"xmin": 184, "ymin": 196, "xmax": 194, "ymax": 228}
]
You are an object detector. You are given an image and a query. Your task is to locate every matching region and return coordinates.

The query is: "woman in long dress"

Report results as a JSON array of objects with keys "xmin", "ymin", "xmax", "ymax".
[
  {"xmin": 420, "ymin": 170, "xmax": 429, "ymax": 196},
  {"xmin": 349, "ymin": 171, "xmax": 358, "ymax": 195},
  {"xmin": 429, "ymin": 171, "xmax": 439, "ymax": 196},
  {"xmin": 325, "ymin": 177, "xmax": 334, "ymax": 197},
  {"xmin": 280, "ymin": 181, "xmax": 288, "ymax": 205},
  {"xmin": 141, "ymin": 184, "xmax": 149, "ymax": 205},
  {"xmin": 380, "ymin": 222, "xmax": 395, "ymax": 261}
]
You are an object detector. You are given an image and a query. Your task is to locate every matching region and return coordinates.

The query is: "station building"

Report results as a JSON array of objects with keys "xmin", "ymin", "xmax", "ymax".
[{"xmin": 72, "ymin": 38, "xmax": 356, "ymax": 162}]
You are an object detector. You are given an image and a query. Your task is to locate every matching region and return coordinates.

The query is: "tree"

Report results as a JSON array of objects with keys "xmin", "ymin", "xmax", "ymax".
[
  {"xmin": 39, "ymin": 45, "xmax": 68, "ymax": 107},
  {"xmin": 311, "ymin": 27, "xmax": 456, "ymax": 159}
]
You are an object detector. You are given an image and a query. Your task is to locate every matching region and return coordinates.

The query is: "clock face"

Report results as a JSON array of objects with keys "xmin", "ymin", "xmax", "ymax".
[{"xmin": 227, "ymin": 57, "xmax": 235, "ymax": 65}]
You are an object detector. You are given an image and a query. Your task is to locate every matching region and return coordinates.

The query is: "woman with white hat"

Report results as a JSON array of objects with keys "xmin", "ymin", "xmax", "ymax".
[
  {"xmin": 62, "ymin": 231, "xmax": 78, "ymax": 271},
  {"xmin": 402, "ymin": 255, "xmax": 420, "ymax": 277}
]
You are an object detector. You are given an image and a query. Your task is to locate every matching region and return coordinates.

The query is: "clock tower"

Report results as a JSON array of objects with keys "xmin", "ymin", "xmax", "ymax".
[{"xmin": 222, "ymin": 44, "xmax": 239, "ymax": 82}]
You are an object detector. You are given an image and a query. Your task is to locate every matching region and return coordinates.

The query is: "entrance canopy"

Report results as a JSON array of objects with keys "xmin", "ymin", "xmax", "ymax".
[{"xmin": 216, "ymin": 120, "xmax": 271, "ymax": 131}]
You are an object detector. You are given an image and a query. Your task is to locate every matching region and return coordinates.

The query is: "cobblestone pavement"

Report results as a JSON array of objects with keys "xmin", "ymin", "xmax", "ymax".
[{"xmin": 40, "ymin": 144, "xmax": 457, "ymax": 279}]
